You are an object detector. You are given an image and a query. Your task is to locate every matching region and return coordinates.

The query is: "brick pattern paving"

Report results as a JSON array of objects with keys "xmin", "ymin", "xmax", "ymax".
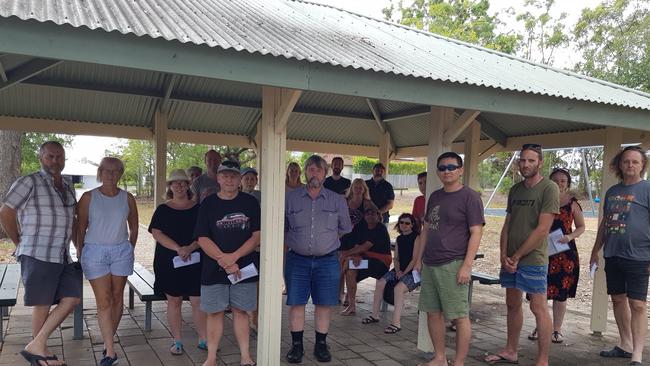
[{"xmin": 0, "ymin": 226, "xmax": 647, "ymax": 365}]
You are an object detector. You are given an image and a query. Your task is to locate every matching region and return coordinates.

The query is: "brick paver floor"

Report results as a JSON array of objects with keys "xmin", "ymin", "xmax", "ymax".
[{"xmin": 1, "ymin": 226, "xmax": 647, "ymax": 365}]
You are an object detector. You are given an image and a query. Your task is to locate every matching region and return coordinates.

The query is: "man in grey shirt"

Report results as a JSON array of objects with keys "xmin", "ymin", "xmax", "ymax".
[
  {"xmin": 591, "ymin": 146, "xmax": 650, "ymax": 365},
  {"xmin": 284, "ymin": 155, "xmax": 352, "ymax": 364},
  {"xmin": 192, "ymin": 149, "xmax": 221, "ymax": 203}
]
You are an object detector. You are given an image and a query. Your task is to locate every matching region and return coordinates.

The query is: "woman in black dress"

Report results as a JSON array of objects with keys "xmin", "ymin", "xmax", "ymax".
[{"xmin": 149, "ymin": 169, "xmax": 206, "ymax": 355}]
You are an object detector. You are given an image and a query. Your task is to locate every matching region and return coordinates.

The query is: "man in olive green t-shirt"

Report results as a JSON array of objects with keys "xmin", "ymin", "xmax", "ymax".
[{"xmin": 485, "ymin": 144, "xmax": 559, "ymax": 366}]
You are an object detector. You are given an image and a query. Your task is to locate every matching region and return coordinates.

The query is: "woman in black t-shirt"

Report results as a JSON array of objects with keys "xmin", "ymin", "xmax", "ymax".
[
  {"xmin": 149, "ymin": 169, "xmax": 206, "ymax": 354},
  {"xmin": 361, "ymin": 213, "xmax": 422, "ymax": 334}
]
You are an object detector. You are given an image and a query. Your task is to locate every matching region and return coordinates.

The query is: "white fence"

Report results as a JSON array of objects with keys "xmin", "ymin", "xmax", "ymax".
[{"xmin": 350, "ymin": 174, "xmax": 418, "ymax": 189}]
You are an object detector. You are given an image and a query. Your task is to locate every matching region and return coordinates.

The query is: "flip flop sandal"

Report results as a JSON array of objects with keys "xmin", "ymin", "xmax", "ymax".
[
  {"xmin": 551, "ymin": 331, "xmax": 564, "ymax": 343},
  {"xmin": 45, "ymin": 354, "xmax": 67, "ymax": 366},
  {"xmin": 170, "ymin": 340, "xmax": 183, "ymax": 355},
  {"xmin": 240, "ymin": 363, "xmax": 257, "ymax": 366},
  {"xmin": 384, "ymin": 324, "xmax": 401, "ymax": 334},
  {"xmin": 340, "ymin": 307, "xmax": 356, "ymax": 316},
  {"xmin": 629, "ymin": 362, "xmax": 643, "ymax": 366},
  {"xmin": 484, "ymin": 354, "xmax": 519, "ymax": 364},
  {"xmin": 197, "ymin": 340, "xmax": 208, "ymax": 350},
  {"xmin": 20, "ymin": 350, "xmax": 51, "ymax": 366},
  {"xmin": 447, "ymin": 323, "xmax": 457, "ymax": 332},
  {"xmin": 600, "ymin": 346, "xmax": 632, "ymax": 358},
  {"xmin": 527, "ymin": 328, "xmax": 538, "ymax": 341},
  {"xmin": 361, "ymin": 315, "xmax": 379, "ymax": 324}
]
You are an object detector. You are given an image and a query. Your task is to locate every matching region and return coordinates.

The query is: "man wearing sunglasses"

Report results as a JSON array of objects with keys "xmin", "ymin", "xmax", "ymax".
[
  {"xmin": 415, "ymin": 152, "xmax": 484, "ymax": 366},
  {"xmin": 485, "ymin": 144, "xmax": 559, "ymax": 366},
  {"xmin": 0, "ymin": 141, "xmax": 82, "ymax": 366}
]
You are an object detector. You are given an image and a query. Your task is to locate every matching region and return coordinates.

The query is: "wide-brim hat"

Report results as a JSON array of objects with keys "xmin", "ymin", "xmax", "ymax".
[{"xmin": 167, "ymin": 169, "xmax": 190, "ymax": 183}]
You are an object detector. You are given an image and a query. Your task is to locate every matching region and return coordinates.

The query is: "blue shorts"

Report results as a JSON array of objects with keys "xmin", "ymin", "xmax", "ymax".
[
  {"xmin": 500, "ymin": 264, "xmax": 548, "ymax": 294},
  {"xmin": 285, "ymin": 250, "xmax": 339, "ymax": 306},
  {"xmin": 81, "ymin": 241, "xmax": 134, "ymax": 280}
]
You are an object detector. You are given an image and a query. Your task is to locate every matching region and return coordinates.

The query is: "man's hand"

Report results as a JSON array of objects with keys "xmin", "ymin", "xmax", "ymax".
[
  {"xmin": 589, "ymin": 251, "xmax": 600, "ymax": 270},
  {"xmin": 176, "ymin": 246, "xmax": 192, "ymax": 261},
  {"xmin": 217, "ymin": 252, "xmax": 240, "ymax": 269},
  {"xmin": 352, "ymin": 256, "xmax": 362, "ymax": 267},
  {"xmin": 502, "ymin": 255, "xmax": 518, "ymax": 273},
  {"xmin": 225, "ymin": 263, "xmax": 240, "ymax": 279},
  {"xmin": 457, "ymin": 264, "xmax": 471, "ymax": 285},
  {"xmin": 413, "ymin": 260, "xmax": 422, "ymax": 273}
]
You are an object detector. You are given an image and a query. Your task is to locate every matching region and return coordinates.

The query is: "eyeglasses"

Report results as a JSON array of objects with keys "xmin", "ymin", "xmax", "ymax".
[
  {"xmin": 437, "ymin": 164, "xmax": 461, "ymax": 172},
  {"xmin": 398, "ymin": 221, "xmax": 412, "ymax": 225}
]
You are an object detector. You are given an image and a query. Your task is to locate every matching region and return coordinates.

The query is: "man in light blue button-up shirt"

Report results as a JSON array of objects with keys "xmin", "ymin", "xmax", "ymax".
[{"xmin": 284, "ymin": 155, "xmax": 352, "ymax": 363}]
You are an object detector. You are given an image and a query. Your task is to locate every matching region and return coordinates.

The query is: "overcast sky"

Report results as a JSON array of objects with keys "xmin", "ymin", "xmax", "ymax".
[{"xmin": 70, "ymin": 0, "xmax": 604, "ymax": 162}]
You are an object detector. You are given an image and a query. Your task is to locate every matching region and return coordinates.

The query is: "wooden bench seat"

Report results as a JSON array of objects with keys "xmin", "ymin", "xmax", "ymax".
[
  {"xmin": 0, "ymin": 264, "xmax": 21, "ymax": 341},
  {"xmin": 127, "ymin": 262, "xmax": 164, "ymax": 331}
]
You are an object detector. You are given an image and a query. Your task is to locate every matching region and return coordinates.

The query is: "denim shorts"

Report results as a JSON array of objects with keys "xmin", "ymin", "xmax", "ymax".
[
  {"xmin": 285, "ymin": 250, "xmax": 339, "ymax": 306},
  {"xmin": 19, "ymin": 255, "xmax": 82, "ymax": 306},
  {"xmin": 500, "ymin": 264, "xmax": 548, "ymax": 294},
  {"xmin": 605, "ymin": 256, "xmax": 650, "ymax": 301},
  {"xmin": 81, "ymin": 241, "xmax": 134, "ymax": 280},
  {"xmin": 200, "ymin": 282, "xmax": 257, "ymax": 313},
  {"xmin": 382, "ymin": 269, "xmax": 420, "ymax": 292}
]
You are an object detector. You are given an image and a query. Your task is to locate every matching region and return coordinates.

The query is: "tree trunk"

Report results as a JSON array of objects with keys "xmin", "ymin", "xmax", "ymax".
[{"xmin": 0, "ymin": 131, "xmax": 22, "ymax": 238}]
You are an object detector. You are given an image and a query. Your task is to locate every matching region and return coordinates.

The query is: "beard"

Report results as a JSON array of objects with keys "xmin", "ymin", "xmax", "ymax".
[
  {"xmin": 520, "ymin": 166, "xmax": 539, "ymax": 178},
  {"xmin": 308, "ymin": 176, "xmax": 322, "ymax": 188}
]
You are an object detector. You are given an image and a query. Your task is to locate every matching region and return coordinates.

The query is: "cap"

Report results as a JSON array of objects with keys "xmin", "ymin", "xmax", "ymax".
[
  {"xmin": 241, "ymin": 167, "xmax": 258, "ymax": 176},
  {"xmin": 166, "ymin": 169, "xmax": 190, "ymax": 183},
  {"xmin": 217, "ymin": 160, "xmax": 241, "ymax": 174}
]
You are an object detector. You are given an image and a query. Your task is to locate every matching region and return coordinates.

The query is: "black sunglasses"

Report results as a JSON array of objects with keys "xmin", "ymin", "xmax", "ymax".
[
  {"xmin": 398, "ymin": 220, "xmax": 412, "ymax": 225},
  {"xmin": 437, "ymin": 164, "xmax": 461, "ymax": 172}
]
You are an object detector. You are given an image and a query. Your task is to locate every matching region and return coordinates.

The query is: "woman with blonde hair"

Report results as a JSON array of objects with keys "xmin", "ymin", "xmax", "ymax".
[
  {"xmin": 149, "ymin": 169, "xmax": 207, "ymax": 355},
  {"xmin": 77, "ymin": 157, "xmax": 138, "ymax": 366},
  {"xmin": 285, "ymin": 162, "xmax": 304, "ymax": 192}
]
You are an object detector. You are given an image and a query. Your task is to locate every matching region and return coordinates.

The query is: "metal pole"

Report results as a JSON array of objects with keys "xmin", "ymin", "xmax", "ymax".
[
  {"xmin": 485, "ymin": 152, "xmax": 518, "ymax": 210},
  {"xmin": 581, "ymin": 149, "xmax": 597, "ymax": 217}
]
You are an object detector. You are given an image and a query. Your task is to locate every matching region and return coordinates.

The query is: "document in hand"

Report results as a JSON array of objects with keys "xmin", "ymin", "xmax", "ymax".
[
  {"xmin": 546, "ymin": 229, "xmax": 570, "ymax": 256},
  {"xmin": 412, "ymin": 270, "xmax": 421, "ymax": 284},
  {"xmin": 348, "ymin": 259, "xmax": 369, "ymax": 269},
  {"xmin": 172, "ymin": 252, "xmax": 201, "ymax": 268},
  {"xmin": 227, "ymin": 263, "xmax": 259, "ymax": 284}
]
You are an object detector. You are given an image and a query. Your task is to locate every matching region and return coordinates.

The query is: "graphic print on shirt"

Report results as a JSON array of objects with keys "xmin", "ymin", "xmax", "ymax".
[
  {"xmin": 427, "ymin": 205, "xmax": 441, "ymax": 231},
  {"xmin": 216, "ymin": 212, "xmax": 250, "ymax": 231},
  {"xmin": 605, "ymin": 194, "xmax": 635, "ymax": 235}
]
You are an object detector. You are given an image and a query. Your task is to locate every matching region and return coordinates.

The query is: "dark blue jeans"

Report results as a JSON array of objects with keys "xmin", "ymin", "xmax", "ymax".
[{"xmin": 285, "ymin": 251, "xmax": 339, "ymax": 306}]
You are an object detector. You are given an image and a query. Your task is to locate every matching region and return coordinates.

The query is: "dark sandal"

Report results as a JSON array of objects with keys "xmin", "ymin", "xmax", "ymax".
[
  {"xmin": 484, "ymin": 353, "xmax": 519, "ymax": 364},
  {"xmin": 361, "ymin": 315, "xmax": 379, "ymax": 324},
  {"xmin": 600, "ymin": 346, "xmax": 632, "ymax": 358},
  {"xmin": 384, "ymin": 324, "xmax": 401, "ymax": 334},
  {"xmin": 527, "ymin": 328, "xmax": 538, "ymax": 341},
  {"xmin": 240, "ymin": 363, "xmax": 257, "ymax": 366},
  {"xmin": 551, "ymin": 331, "xmax": 563, "ymax": 343},
  {"xmin": 20, "ymin": 350, "xmax": 51, "ymax": 366}
]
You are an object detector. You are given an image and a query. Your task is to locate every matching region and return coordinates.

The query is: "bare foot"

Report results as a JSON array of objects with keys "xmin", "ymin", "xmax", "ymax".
[
  {"xmin": 340, "ymin": 306, "xmax": 356, "ymax": 315},
  {"xmin": 484, "ymin": 351, "xmax": 518, "ymax": 364},
  {"xmin": 417, "ymin": 357, "xmax": 448, "ymax": 366}
]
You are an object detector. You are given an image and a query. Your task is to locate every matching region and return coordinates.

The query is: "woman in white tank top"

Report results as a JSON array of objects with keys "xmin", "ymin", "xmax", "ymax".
[{"xmin": 77, "ymin": 157, "xmax": 138, "ymax": 366}]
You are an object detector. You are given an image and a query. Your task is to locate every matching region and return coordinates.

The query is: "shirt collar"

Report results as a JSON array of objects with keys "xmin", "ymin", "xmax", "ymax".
[{"xmin": 299, "ymin": 185, "xmax": 327, "ymax": 199}]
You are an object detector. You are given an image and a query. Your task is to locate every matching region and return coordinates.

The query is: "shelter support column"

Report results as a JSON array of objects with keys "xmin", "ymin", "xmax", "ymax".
[
  {"xmin": 463, "ymin": 121, "xmax": 481, "ymax": 190},
  {"xmin": 153, "ymin": 110, "xmax": 167, "ymax": 207},
  {"xmin": 417, "ymin": 106, "xmax": 454, "ymax": 352},
  {"xmin": 591, "ymin": 127, "xmax": 623, "ymax": 334},
  {"xmin": 257, "ymin": 86, "xmax": 301, "ymax": 365},
  {"xmin": 379, "ymin": 132, "xmax": 391, "ymax": 174}
]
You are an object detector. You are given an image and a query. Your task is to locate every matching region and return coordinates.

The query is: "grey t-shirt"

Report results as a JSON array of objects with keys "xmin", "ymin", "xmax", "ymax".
[
  {"xmin": 191, "ymin": 174, "xmax": 220, "ymax": 203},
  {"xmin": 603, "ymin": 180, "xmax": 650, "ymax": 261},
  {"xmin": 423, "ymin": 186, "xmax": 485, "ymax": 266}
]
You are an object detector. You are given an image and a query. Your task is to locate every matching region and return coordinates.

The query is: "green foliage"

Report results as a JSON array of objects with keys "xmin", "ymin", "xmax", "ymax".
[
  {"xmin": 516, "ymin": 0, "xmax": 569, "ymax": 64},
  {"xmin": 21, "ymin": 133, "xmax": 73, "ymax": 174},
  {"xmin": 352, "ymin": 157, "xmax": 425, "ymax": 175},
  {"xmin": 573, "ymin": 0, "xmax": 650, "ymax": 92},
  {"xmin": 384, "ymin": 0, "xmax": 520, "ymax": 54}
]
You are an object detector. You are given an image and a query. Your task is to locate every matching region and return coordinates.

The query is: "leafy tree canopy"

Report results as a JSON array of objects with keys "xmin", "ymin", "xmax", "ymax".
[{"xmin": 21, "ymin": 133, "xmax": 73, "ymax": 174}]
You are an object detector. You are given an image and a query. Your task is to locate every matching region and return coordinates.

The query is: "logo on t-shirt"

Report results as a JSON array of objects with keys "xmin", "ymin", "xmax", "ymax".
[
  {"xmin": 427, "ymin": 205, "xmax": 441, "ymax": 231},
  {"xmin": 512, "ymin": 199, "xmax": 536, "ymax": 207},
  {"xmin": 606, "ymin": 194, "xmax": 634, "ymax": 235},
  {"xmin": 216, "ymin": 212, "xmax": 250, "ymax": 231}
]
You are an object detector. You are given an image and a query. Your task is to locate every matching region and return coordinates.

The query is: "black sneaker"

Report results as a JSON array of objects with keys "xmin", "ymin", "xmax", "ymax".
[
  {"xmin": 286, "ymin": 343, "xmax": 304, "ymax": 364},
  {"xmin": 314, "ymin": 341, "xmax": 331, "ymax": 362},
  {"xmin": 99, "ymin": 354, "xmax": 118, "ymax": 366}
]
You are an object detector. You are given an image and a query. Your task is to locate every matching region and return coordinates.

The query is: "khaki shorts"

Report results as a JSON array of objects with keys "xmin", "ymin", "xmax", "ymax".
[{"xmin": 418, "ymin": 260, "xmax": 469, "ymax": 320}]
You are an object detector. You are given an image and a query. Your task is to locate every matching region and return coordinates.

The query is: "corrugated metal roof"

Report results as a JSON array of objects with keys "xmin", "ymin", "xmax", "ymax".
[
  {"xmin": 481, "ymin": 112, "xmax": 596, "ymax": 137},
  {"xmin": 1, "ymin": 0, "xmax": 649, "ymax": 110},
  {"xmin": 288, "ymin": 113, "xmax": 380, "ymax": 146}
]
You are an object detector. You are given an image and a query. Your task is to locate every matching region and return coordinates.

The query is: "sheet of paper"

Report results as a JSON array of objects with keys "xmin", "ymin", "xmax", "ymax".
[
  {"xmin": 412, "ymin": 270, "xmax": 421, "ymax": 284},
  {"xmin": 228, "ymin": 263, "xmax": 259, "ymax": 284},
  {"xmin": 590, "ymin": 263, "xmax": 598, "ymax": 279},
  {"xmin": 546, "ymin": 229, "xmax": 570, "ymax": 256},
  {"xmin": 172, "ymin": 252, "xmax": 200, "ymax": 268},
  {"xmin": 348, "ymin": 259, "xmax": 368, "ymax": 269}
]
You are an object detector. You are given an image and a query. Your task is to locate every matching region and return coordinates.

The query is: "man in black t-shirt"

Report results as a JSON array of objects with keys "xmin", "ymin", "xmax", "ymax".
[
  {"xmin": 366, "ymin": 163, "xmax": 395, "ymax": 224},
  {"xmin": 323, "ymin": 156, "xmax": 351, "ymax": 195},
  {"xmin": 195, "ymin": 160, "xmax": 260, "ymax": 366}
]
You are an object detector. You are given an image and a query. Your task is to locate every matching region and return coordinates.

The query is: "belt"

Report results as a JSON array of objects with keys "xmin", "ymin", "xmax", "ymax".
[{"xmin": 290, "ymin": 250, "xmax": 336, "ymax": 259}]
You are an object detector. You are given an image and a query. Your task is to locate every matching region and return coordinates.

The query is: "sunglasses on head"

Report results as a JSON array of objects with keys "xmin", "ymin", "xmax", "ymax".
[
  {"xmin": 398, "ymin": 220, "xmax": 412, "ymax": 225},
  {"xmin": 437, "ymin": 164, "xmax": 461, "ymax": 172},
  {"xmin": 522, "ymin": 143, "xmax": 542, "ymax": 150}
]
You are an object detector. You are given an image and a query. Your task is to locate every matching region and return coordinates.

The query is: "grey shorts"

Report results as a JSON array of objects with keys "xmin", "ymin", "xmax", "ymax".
[
  {"xmin": 200, "ymin": 282, "xmax": 257, "ymax": 314},
  {"xmin": 19, "ymin": 255, "xmax": 82, "ymax": 306},
  {"xmin": 81, "ymin": 241, "xmax": 134, "ymax": 280}
]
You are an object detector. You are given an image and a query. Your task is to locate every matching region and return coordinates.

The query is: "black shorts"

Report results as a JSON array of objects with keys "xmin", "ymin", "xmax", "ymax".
[
  {"xmin": 19, "ymin": 255, "xmax": 82, "ymax": 306},
  {"xmin": 356, "ymin": 258, "xmax": 389, "ymax": 283},
  {"xmin": 604, "ymin": 256, "xmax": 650, "ymax": 301}
]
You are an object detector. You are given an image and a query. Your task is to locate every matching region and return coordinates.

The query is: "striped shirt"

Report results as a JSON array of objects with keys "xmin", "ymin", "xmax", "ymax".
[{"xmin": 3, "ymin": 170, "xmax": 76, "ymax": 263}]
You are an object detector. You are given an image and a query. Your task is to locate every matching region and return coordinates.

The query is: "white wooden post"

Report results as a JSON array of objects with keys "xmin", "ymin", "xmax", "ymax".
[
  {"xmin": 417, "ymin": 106, "xmax": 454, "ymax": 352},
  {"xmin": 590, "ymin": 127, "xmax": 622, "ymax": 334},
  {"xmin": 153, "ymin": 110, "xmax": 167, "ymax": 207},
  {"xmin": 257, "ymin": 86, "xmax": 301, "ymax": 365},
  {"xmin": 463, "ymin": 121, "xmax": 481, "ymax": 190}
]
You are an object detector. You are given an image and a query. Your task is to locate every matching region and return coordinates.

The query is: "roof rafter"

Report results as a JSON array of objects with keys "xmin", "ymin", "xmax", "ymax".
[
  {"xmin": 366, "ymin": 98, "xmax": 397, "ymax": 155},
  {"xmin": 443, "ymin": 109, "xmax": 480, "ymax": 145},
  {"xmin": 476, "ymin": 116, "xmax": 508, "ymax": 147},
  {"xmin": 0, "ymin": 58, "xmax": 62, "ymax": 92},
  {"xmin": 159, "ymin": 74, "xmax": 178, "ymax": 113}
]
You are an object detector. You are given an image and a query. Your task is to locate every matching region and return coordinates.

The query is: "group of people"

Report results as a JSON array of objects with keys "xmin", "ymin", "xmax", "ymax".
[{"xmin": 0, "ymin": 141, "xmax": 648, "ymax": 366}]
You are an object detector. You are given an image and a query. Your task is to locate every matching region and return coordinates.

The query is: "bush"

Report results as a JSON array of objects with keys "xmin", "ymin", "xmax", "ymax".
[{"xmin": 352, "ymin": 157, "xmax": 426, "ymax": 175}]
